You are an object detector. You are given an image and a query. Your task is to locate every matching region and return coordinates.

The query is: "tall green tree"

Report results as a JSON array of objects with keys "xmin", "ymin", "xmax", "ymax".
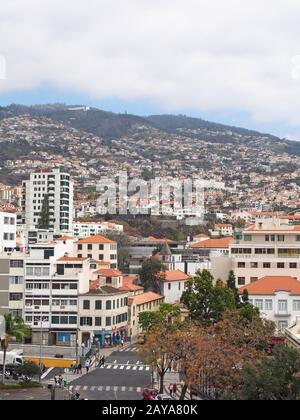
[
  {"xmin": 139, "ymin": 258, "xmax": 165, "ymax": 293},
  {"xmin": 0, "ymin": 314, "xmax": 30, "ymax": 385},
  {"xmin": 181, "ymin": 270, "xmax": 236, "ymax": 326},
  {"xmin": 37, "ymin": 194, "xmax": 50, "ymax": 229},
  {"xmin": 240, "ymin": 346, "xmax": 300, "ymax": 400},
  {"xmin": 227, "ymin": 270, "xmax": 240, "ymax": 307},
  {"xmin": 138, "ymin": 303, "xmax": 181, "ymax": 332}
]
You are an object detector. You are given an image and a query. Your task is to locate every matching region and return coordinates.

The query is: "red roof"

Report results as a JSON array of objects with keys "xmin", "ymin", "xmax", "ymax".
[
  {"xmin": 58, "ymin": 257, "xmax": 87, "ymax": 262},
  {"xmin": 77, "ymin": 235, "xmax": 115, "ymax": 244},
  {"xmin": 191, "ymin": 237, "xmax": 233, "ymax": 249},
  {"xmin": 238, "ymin": 276, "xmax": 300, "ymax": 295},
  {"xmin": 119, "ymin": 276, "xmax": 144, "ymax": 292},
  {"xmin": 128, "ymin": 292, "xmax": 164, "ymax": 305},
  {"xmin": 96, "ymin": 269, "xmax": 123, "ymax": 277},
  {"xmin": 159, "ymin": 270, "xmax": 191, "ymax": 282}
]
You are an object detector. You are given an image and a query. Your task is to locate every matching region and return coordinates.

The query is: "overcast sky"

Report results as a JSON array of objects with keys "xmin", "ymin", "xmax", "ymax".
[{"xmin": 1, "ymin": 0, "xmax": 300, "ymax": 139}]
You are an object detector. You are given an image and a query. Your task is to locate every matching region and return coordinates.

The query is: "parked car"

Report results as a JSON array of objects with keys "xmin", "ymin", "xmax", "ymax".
[
  {"xmin": 142, "ymin": 388, "xmax": 159, "ymax": 400},
  {"xmin": 156, "ymin": 394, "xmax": 174, "ymax": 400}
]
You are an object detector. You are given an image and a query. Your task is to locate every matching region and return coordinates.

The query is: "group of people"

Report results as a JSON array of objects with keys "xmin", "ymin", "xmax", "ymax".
[
  {"xmin": 54, "ymin": 374, "xmax": 67, "ymax": 388},
  {"xmin": 71, "ymin": 358, "xmax": 91, "ymax": 375}
]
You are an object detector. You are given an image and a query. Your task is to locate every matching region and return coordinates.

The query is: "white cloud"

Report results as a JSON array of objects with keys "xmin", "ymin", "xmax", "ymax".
[{"xmin": 1, "ymin": 0, "xmax": 300, "ymax": 129}]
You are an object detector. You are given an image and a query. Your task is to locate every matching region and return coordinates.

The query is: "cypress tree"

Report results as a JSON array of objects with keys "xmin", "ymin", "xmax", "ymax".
[{"xmin": 37, "ymin": 194, "xmax": 50, "ymax": 229}]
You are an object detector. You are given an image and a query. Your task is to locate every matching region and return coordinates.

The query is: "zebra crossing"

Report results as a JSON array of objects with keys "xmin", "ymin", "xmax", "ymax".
[
  {"xmin": 98, "ymin": 362, "xmax": 151, "ymax": 372},
  {"xmin": 118, "ymin": 345, "xmax": 138, "ymax": 352},
  {"xmin": 69, "ymin": 385, "xmax": 143, "ymax": 393}
]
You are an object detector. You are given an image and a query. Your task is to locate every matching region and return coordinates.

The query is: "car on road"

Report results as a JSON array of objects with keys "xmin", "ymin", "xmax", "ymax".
[
  {"xmin": 142, "ymin": 388, "xmax": 159, "ymax": 400},
  {"xmin": 156, "ymin": 394, "xmax": 174, "ymax": 401}
]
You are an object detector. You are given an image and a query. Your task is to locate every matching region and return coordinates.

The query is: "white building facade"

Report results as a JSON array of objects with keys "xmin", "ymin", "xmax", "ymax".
[
  {"xmin": 22, "ymin": 168, "xmax": 73, "ymax": 234},
  {"xmin": 0, "ymin": 211, "xmax": 17, "ymax": 252}
]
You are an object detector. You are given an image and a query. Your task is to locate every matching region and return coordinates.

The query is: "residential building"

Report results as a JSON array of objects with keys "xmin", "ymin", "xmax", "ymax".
[
  {"xmin": 215, "ymin": 224, "xmax": 233, "ymax": 237},
  {"xmin": 0, "ymin": 251, "xmax": 25, "ymax": 318},
  {"xmin": 157, "ymin": 270, "xmax": 191, "ymax": 304},
  {"xmin": 0, "ymin": 211, "xmax": 17, "ymax": 252},
  {"xmin": 231, "ymin": 218, "xmax": 300, "ymax": 287},
  {"xmin": 128, "ymin": 292, "xmax": 164, "ymax": 339},
  {"xmin": 239, "ymin": 276, "xmax": 300, "ymax": 332},
  {"xmin": 22, "ymin": 168, "xmax": 74, "ymax": 233},
  {"xmin": 75, "ymin": 235, "xmax": 118, "ymax": 269},
  {"xmin": 78, "ymin": 269, "xmax": 129, "ymax": 347},
  {"xmin": 191, "ymin": 237, "xmax": 232, "ymax": 256},
  {"xmin": 73, "ymin": 221, "xmax": 123, "ymax": 237}
]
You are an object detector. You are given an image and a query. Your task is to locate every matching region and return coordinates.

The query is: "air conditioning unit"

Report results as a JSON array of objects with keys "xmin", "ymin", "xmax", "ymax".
[
  {"xmin": 34, "ymin": 306, "xmax": 40, "ymax": 310},
  {"xmin": 60, "ymin": 305, "xmax": 65, "ymax": 310}
]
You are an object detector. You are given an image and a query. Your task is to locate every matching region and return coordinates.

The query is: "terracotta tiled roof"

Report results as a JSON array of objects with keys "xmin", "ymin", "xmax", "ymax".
[
  {"xmin": 191, "ymin": 237, "xmax": 233, "ymax": 249},
  {"xmin": 159, "ymin": 270, "xmax": 191, "ymax": 282},
  {"xmin": 56, "ymin": 235, "xmax": 74, "ymax": 241},
  {"xmin": 119, "ymin": 275, "xmax": 144, "ymax": 292},
  {"xmin": 147, "ymin": 236, "xmax": 173, "ymax": 243},
  {"xmin": 58, "ymin": 257, "xmax": 87, "ymax": 262},
  {"xmin": 128, "ymin": 292, "xmax": 164, "ymax": 305},
  {"xmin": 95, "ymin": 269, "xmax": 123, "ymax": 277},
  {"xmin": 194, "ymin": 234, "xmax": 210, "ymax": 238},
  {"xmin": 238, "ymin": 276, "xmax": 300, "ymax": 295},
  {"xmin": 77, "ymin": 235, "xmax": 115, "ymax": 244}
]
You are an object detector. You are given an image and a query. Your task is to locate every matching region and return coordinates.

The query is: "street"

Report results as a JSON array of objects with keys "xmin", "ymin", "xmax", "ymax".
[{"xmin": 68, "ymin": 345, "xmax": 152, "ymax": 400}]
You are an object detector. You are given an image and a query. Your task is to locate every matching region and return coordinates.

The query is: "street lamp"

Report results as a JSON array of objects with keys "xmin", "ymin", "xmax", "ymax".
[{"xmin": 39, "ymin": 315, "xmax": 48, "ymax": 382}]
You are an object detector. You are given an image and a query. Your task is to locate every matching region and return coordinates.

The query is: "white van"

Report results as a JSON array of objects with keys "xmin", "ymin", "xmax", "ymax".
[{"xmin": 0, "ymin": 351, "xmax": 24, "ymax": 367}]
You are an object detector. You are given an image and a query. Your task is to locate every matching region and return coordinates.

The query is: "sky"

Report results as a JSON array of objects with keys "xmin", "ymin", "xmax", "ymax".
[{"xmin": 1, "ymin": 0, "xmax": 300, "ymax": 140}]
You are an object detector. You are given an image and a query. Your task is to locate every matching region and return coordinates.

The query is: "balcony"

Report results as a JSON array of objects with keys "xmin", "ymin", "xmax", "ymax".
[{"xmin": 274, "ymin": 311, "xmax": 291, "ymax": 318}]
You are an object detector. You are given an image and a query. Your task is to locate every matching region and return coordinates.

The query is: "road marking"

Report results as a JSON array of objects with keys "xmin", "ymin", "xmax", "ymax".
[
  {"xmin": 137, "ymin": 387, "xmax": 142, "ymax": 392},
  {"xmin": 113, "ymin": 360, "xmax": 117, "ymax": 364},
  {"xmin": 106, "ymin": 386, "xmax": 111, "ymax": 391},
  {"xmin": 91, "ymin": 386, "xmax": 96, "ymax": 391},
  {"xmin": 129, "ymin": 387, "xmax": 133, "ymax": 392},
  {"xmin": 126, "ymin": 361, "xmax": 129, "ymax": 365},
  {"xmin": 120, "ymin": 365, "xmax": 125, "ymax": 370},
  {"xmin": 121, "ymin": 386, "xmax": 126, "ymax": 392},
  {"xmin": 41, "ymin": 367, "xmax": 54, "ymax": 380},
  {"xmin": 83, "ymin": 386, "xmax": 88, "ymax": 391},
  {"xmin": 136, "ymin": 361, "xmax": 140, "ymax": 365},
  {"xmin": 106, "ymin": 365, "xmax": 112, "ymax": 369},
  {"xmin": 126, "ymin": 366, "xmax": 131, "ymax": 370},
  {"xmin": 98, "ymin": 386, "xmax": 103, "ymax": 391},
  {"xmin": 145, "ymin": 367, "xmax": 150, "ymax": 371},
  {"xmin": 75, "ymin": 386, "xmax": 81, "ymax": 391},
  {"xmin": 132, "ymin": 366, "xmax": 137, "ymax": 371}
]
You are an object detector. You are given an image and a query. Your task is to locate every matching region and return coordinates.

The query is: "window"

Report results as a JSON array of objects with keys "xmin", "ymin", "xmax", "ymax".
[
  {"xmin": 78, "ymin": 244, "xmax": 83, "ymax": 251},
  {"xmin": 293, "ymin": 300, "xmax": 300, "ymax": 311},
  {"xmin": 251, "ymin": 262, "xmax": 258, "ymax": 268},
  {"xmin": 277, "ymin": 235, "xmax": 285, "ymax": 242},
  {"xmin": 296, "ymin": 236, "xmax": 300, "ymax": 242},
  {"xmin": 238, "ymin": 277, "xmax": 246, "ymax": 286},
  {"xmin": 99, "ymin": 244, "xmax": 104, "ymax": 250},
  {"xmin": 290, "ymin": 263, "xmax": 297, "ymax": 269},
  {"xmin": 250, "ymin": 277, "xmax": 258, "ymax": 283},
  {"xmin": 265, "ymin": 300, "xmax": 273, "ymax": 311},
  {"xmin": 254, "ymin": 300, "xmax": 263, "ymax": 311},
  {"xmin": 10, "ymin": 260, "xmax": 23, "ymax": 268},
  {"xmin": 106, "ymin": 300, "xmax": 112, "ymax": 310},
  {"xmin": 9, "ymin": 276, "xmax": 23, "ymax": 285},
  {"xmin": 168, "ymin": 283, "xmax": 172, "ymax": 290},
  {"xmin": 238, "ymin": 262, "xmax": 246, "ymax": 268},
  {"xmin": 244, "ymin": 235, "xmax": 252, "ymax": 241},
  {"xmin": 277, "ymin": 263, "xmax": 285, "ymax": 269},
  {"xmin": 95, "ymin": 300, "xmax": 102, "ymax": 310},
  {"xmin": 80, "ymin": 317, "xmax": 93, "ymax": 326},
  {"xmin": 88, "ymin": 244, "xmax": 93, "ymax": 250},
  {"xmin": 9, "ymin": 293, "xmax": 23, "ymax": 301},
  {"xmin": 106, "ymin": 317, "xmax": 112, "ymax": 327},
  {"xmin": 99, "ymin": 254, "xmax": 104, "ymax": 261},
  {"xmin": 83, "ymin": 300, "xmax": 90, "ymax": 310},
  {"xmin": 95, "ymin": 317, "xmax": 102, "ymax": 326},
  {"xmin": 278, "ymin": 300, "xmax": 288, "ymax": 313},
  {"xmin": 278, "ymin": 321, "xmax": 288, "ymax": 332},
  {"xmin": 263, "ymin": 263, "xmax": 271, "ymax": 269}
]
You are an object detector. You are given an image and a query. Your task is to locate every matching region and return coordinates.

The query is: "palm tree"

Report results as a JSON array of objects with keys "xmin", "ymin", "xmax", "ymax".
[{"xmin": 0, "ymin": 314, "xmax": 30, "ymax": 385}]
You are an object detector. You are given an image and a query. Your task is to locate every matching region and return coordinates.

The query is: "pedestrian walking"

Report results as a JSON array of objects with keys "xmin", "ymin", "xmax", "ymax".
[
  {"xmin": 58, "ymin": 374, "xmax": 63, "ymax": 388},
  {"xmin": 85, "ymin": 359, "xmax": 90, "ymax": 374},
  {"xmin": 78, "ymin": 363, "xmax": 82, "ymax": 375},
  {"xmin": 169, "ymin": 383, "xmax": 173, "ymax": 397},
  {"xmin": 101, "ymin": 356, "xmax": 105, "ymax": 367},
  {"xmin": 173, "ymin": 383, "xmax": 177, "ymax": 396},
  {"xmin": 120, "ymin": 338, "xmax": 124, "ymax": 347},
  {"xmin": 54, "ymin": 374, "xmax": 59, "ymax": 387}
]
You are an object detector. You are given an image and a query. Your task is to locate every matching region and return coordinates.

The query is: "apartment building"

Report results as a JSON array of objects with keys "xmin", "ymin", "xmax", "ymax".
[
  {"xmin": 239, "ymin": 276, "xmax": 300, "ymax": 332},
  {"xmin": 128, "ymin": 292, "xmax": 164, "ymax": 339},
  {"xmin": 231, "ymin": 218, "xmax": 300, "ymax": 287},
  {"xmin": 75, "ymin": 235, "xmax": 118, "ymax": 269},
  {"xmin": 0, "ymin": 251, "xmax": 25, "ymax": 318},
  {"xmin": 0, "ymin": 211, "xmax": 17, "ymax": 252},
  {"xmin": 215, "ymin": 224, "xmax": 233, "ymax": 237},
  {"xmin": 22, "ymin": 168, "xmax": 73, "ymax": 233},
  {"xmin": 73, "ymin": 221, "xmax": 123, "ymax": 237},
  {"xmin": 24, "ymin": 240, "xmax": 92, "ymax": 346},
  {"xmin": 78, "ymin": 269, "xmax": 129, "ymax": 347}
]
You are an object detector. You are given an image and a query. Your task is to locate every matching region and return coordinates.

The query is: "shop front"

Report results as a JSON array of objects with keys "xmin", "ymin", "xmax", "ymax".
[{"xmin": 93, "ymin": 327, "xmax": 127, "ymax": 348}]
